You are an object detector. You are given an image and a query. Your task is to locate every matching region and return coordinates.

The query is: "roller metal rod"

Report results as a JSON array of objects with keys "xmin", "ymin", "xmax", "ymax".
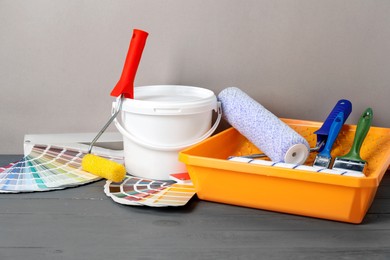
[{"xmin": 88, "ymin": 95, "xmax": 124, "ymax": 154}]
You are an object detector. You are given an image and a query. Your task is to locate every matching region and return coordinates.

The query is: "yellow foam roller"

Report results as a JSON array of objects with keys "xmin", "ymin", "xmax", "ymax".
[{"xmin": 81, "ymin": 154, "xmax": 126, "ymax": 182}]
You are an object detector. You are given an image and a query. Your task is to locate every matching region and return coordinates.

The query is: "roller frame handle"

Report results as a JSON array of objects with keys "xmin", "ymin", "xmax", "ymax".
[
  {"xmin": 340, "ymin": 108, "xmax": 373, "ymax": 162},
  {"xmin": 318, "ymin": 111, "xmax": 344, "ymax": 158},
  {"xmin": 315, "ymin": 99, "xmax": 352, "ymax": 151},
  {"xmin": 110, "ymin": 29, "xmax": 149, "ymax": 99}
]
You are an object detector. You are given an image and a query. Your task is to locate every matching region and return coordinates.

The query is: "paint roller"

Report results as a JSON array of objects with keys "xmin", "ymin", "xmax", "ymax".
[
  {"xmin": 218, "ymin": 87, "xmax": 310, "ymax": 164},
  {"xmin": 81, "ymin": 29, "xmax": 148, "ymax": 182}
]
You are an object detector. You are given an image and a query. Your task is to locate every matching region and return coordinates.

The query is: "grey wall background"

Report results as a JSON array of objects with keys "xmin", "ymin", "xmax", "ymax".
[{"xmin": 1, "ymin": 0, "xmax": 389, "ymax": 154}]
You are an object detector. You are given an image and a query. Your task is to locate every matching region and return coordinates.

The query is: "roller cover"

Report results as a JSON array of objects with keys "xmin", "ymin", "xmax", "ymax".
[
  {"xmin": 218, "ymin": 87, "xmax": 310, "ymax": 164},
  {"xmin": 82, "ymin": 154, "xmax": 126, "ymax": 182}
]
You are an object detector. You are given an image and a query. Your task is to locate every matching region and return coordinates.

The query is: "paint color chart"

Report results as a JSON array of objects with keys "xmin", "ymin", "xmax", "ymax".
[
  {"xmin": 0, "ymin": 144, "xmax": 196, "ymax": 207},
  {"xmin": 0, "ymin": 144, "xmax": 123, "ymax": 193},
  {"xmin": 104, "ymin": 174, "xmax": 196, "ymax": 207}
]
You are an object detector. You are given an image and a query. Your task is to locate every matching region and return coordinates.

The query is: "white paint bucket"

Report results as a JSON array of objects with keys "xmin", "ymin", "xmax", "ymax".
[{"xmin": 113, "ymin": 85, "xmax": 221, "ymax": 180}]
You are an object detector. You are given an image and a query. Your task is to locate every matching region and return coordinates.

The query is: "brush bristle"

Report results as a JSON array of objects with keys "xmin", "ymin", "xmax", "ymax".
[
  {"xmin": 81, "ymin": 154, "xmax": 126, "ymax": 182},
  {"xmin": 332, "ymin": 157, "xmax": 367, "ymax": 174},
  {"xmin": 313, "ymin": 155, "xmax": 331, "ymax": 168}
]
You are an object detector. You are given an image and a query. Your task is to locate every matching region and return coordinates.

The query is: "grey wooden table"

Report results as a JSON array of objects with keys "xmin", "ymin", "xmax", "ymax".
[{"xmin": 1, "ymin": 155, "xmax": 390, "ymax": 260}]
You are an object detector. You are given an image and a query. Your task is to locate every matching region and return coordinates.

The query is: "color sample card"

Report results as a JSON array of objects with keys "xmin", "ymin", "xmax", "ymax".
[
  {"xmin": 0, "ymin": 144, "xmax": 123, "ymax": 193},
  {"xmin": 104, "ymin": 174, "xmax": 196, "ymax": 207},
  {"xmin": 169, "ymin": 172, "xmax": 192, "ymax": 184}
]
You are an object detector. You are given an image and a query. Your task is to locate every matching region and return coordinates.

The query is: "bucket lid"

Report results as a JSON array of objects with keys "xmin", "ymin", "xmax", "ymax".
[{"xmin": 119, "ymin": 85, "xmax": 218, "ymax": 115}]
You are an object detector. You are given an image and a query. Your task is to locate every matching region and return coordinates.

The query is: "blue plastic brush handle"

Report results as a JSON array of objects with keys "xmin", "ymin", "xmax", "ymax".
[
  {"xmin": 314, "ymin": 99, "xmax": 352, "ymax": 152},
  {"xmin": 318, "ymin": 111, "xmax": 344, "ymax": 158}
]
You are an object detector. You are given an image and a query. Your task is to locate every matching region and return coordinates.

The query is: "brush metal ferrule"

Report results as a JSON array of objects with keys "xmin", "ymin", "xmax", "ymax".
[
  {"xmin": 313, "ymin": 155, "xmax": 332, "ymax": 169},
  {"xmin": 332, "ymin": 158, "xmax": 367, "ymax": 174}
]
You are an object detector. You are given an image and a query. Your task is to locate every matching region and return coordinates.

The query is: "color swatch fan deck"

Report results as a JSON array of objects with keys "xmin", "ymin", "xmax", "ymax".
[
  {"xmin": 0, "ymin": 144, "xmax": 196, "ymax": 207},
  {"xmin": 104, "ymin": 174, "xmax": 196, "ymax": 207},
  {"xmin": 0, "ymin": 145, "xmax": 122, "ymax": 193}
]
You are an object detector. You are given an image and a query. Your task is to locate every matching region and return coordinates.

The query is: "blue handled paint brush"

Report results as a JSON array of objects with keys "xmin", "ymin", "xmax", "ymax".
[
  {"xmin": 332, "ymin": 108, "xmax": 373, "ymax": 175},
  {"xmin": 313, "ymin": 111, "xmax": 344, "ymax": 168},
  {"xmin": 314, "ymin": 99, "xmax": 352, "ymax": 152},
  {"xmin": 233, "ymin": 99, "xmax": 352, "ymax": 160}
]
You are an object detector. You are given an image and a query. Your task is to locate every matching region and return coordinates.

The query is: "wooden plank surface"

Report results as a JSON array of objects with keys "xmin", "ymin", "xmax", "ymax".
[{"xmin": 1, "ymin": 155, "xmax": 390, "ymax": 260}]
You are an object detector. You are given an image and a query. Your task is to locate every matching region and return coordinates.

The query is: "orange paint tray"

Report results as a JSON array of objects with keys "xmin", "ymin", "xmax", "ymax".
[{"xmin": 179, "ymin": 119, "xmax": 390, "ymax": 223}]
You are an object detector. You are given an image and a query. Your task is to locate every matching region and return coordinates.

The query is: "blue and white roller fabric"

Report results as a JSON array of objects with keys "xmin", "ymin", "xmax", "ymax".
[{"xmin": 218, "ymin": 87, "xmax": 310, "ymax": 164}]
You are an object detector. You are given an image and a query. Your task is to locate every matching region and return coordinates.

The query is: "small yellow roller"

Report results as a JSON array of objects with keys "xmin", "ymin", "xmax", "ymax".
[{"xmin": 82, "ymin": 154, "xmax": 126, "ymax": 182}]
